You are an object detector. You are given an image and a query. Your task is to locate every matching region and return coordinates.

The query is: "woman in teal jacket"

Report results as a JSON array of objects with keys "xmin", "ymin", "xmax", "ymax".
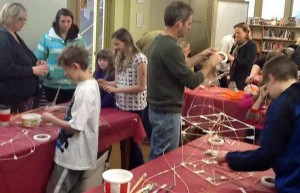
[{"xmin": 35, "ymin": 8, "xmax": 86, "ymax": 104}]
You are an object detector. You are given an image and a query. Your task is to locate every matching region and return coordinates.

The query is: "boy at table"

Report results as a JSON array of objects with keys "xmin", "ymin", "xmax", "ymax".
[
  {"xmin": 42, "ymin": 46, "xmax": 100, "ymax": 193},
  {"xmin": 216, "ymin": 55, "xmax": 300, "ymax": 193}
]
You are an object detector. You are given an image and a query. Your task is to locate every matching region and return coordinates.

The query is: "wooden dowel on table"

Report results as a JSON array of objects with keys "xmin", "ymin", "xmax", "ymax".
[
  {"xmin": 52, "ymin": 87, "xmax": 61, "ymax": 105},
  {"xmin": 130, "ymin": 173, "xmax": 147, "ymax": 193}
]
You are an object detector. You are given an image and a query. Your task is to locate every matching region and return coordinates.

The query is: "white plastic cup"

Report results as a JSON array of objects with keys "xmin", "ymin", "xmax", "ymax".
[
  {"xmin": 0, "ymin": 104, "xmax": 11, "ymax": 126},
  {"xmin": 103, "ymin": 169, "xmax": 133, "ymax": 193}
]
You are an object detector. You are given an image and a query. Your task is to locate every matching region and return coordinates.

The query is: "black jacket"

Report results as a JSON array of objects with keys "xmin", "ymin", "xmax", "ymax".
[
  {"xmin": 0, "ymin": 27, "xmax": 38, "ymax": 104},
  {"xmin": 287, "ymin": 44, "xmax": 300, "ymax": 70},
  {"xmin": 230, "ymin": 40, "xmax": 257, "ymax": 90}
]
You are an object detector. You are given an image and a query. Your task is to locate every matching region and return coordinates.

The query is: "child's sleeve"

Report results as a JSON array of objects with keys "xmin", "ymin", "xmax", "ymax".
[
  {"xmin": 239, "ymin": 94, "xmax": 254, "ymax": 109},
  {"xmin": 246, "ymin": 108, "xmax": 266, "ymax": 125}
]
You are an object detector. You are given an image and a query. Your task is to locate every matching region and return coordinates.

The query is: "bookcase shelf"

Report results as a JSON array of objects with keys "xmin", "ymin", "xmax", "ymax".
[
  {"xmin": 262, "ymin": 38, "xmax": 296, "ymax": 42},
  {"xmin": 250, "ymin": 24, "xmax": 300, "ymax": 55}
]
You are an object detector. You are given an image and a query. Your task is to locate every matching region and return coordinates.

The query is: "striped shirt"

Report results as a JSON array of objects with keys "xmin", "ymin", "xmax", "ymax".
[{"xmin": 35, "ymin": 27, "xmax": 86, "ymax": 89}]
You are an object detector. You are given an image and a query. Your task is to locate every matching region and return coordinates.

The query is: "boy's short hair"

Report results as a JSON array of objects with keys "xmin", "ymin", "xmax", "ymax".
[
  {"xmin": 265, "ymin": 51, "xmax": 284, "ymax": 62},
  {"xmin": 263, "ymin": 55, "xmax": 298, "ymax": 83},
  {"xmin": 58, "ymin": 46, "xmax": 89, "ymax": 70}
]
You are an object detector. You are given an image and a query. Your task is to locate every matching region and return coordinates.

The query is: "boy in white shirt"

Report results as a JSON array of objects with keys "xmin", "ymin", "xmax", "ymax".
[{"xmin": 42, "ymin": 46, "xmax": 100, "ymax": 193}]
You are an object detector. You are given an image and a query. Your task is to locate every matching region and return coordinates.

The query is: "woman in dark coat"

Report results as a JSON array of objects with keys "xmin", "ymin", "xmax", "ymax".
[
  {"xmin": 228, "ymin": 22, "xmax": 257, "ymax": 90},
  {"xmin": 0, "ymin": 2, "xmax": 48, "ymax": 112}
]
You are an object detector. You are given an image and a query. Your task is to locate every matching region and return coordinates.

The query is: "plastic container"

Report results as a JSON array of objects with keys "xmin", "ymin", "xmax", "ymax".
[{"xmin": 21, "ymin": 113, "xmax": 41, "ymax": 127}]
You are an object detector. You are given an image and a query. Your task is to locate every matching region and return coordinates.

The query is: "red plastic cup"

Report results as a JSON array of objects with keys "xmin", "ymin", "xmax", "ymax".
[
  {"xmin": 103, "ymin": 169, "xmax": 133, "ymax": 193},
  {"xmin": 0, "ymin": 104, "xmax": 10, "ymax": 126}
]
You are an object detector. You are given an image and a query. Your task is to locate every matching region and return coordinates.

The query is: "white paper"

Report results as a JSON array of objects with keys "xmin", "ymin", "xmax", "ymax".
[
  {"xmin": 84, "ymin": 8, "xmax": 90, "ymax": 20},
  {"xmin": 136, "ymin": 13, "xmax": 143, "ymax": 28}
]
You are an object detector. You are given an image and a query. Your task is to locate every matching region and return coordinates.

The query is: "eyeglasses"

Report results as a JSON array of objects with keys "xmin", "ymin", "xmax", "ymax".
[{"xmin": 18, "ymin": 17, "xmax": 27, "ymax": 22}]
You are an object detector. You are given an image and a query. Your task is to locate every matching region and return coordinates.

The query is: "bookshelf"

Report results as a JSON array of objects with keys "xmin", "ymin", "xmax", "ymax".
[{"xmin": 250, "ymin": 25, "xmax": 300, "ymax": 55}]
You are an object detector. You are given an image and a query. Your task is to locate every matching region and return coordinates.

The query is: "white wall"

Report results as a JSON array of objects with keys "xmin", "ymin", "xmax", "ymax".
[
  {"xmin": 128, "ymin": 0, "xmax": 150, "ymax": 42},
  {"xmin": 149, "ymin": 0, "xmax": 210, "ymax": 53},
  {"xmin": 0, "ymin": 0, "xmax": 67, "ymax": 51},
  {"xmin": 148, "ymin": 0, "xmax": 165, "ymax": 30},
  {"xmin": 211, "ymin": 0, "xmax": 249, "ymax": 48}
]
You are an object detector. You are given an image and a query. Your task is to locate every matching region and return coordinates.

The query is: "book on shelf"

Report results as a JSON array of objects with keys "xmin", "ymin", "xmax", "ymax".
[
  {"xmin": 254, "ymin": 41, "xmax": 261, "ymax": 53},
  {"xmin": 263, "ymin": 28, "xmax": 295, "ymax": 40},
  {"xmin": 262, "ymin": 42, "xmax": 284, "ymax": 51},
  {"xmin": 287, "ymin": 17, "xmax": 296, "ymax": 26}
]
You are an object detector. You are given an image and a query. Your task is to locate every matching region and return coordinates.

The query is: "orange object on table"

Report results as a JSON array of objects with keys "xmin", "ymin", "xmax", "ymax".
[
  {"xmin": 183, "ymin": 87, "xmax": 248, "ymax": 124},
  {"xmin": 222, "ymin": 89, "xmax": 245, "ymax": 101}
]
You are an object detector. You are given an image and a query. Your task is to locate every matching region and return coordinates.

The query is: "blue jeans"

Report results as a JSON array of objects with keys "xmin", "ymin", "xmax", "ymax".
[{"xmin": 149, "ymin": 108, "xmax": 181, "ymax": 160}]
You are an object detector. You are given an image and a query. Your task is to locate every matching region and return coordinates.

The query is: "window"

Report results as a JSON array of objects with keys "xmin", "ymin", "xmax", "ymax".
[
  {"xmin": 262, "ymin": 0, "xmax": 285, "ymax": 19},
  {"xmin": 292, "ymin": 0, "xmax": 300, "ymax": 18},
  {"xmin": 79, "ymin": 0, "xmax": 105, "ymax": 49},
  {"xmin": 245, "ymin": 0, "xmax": 255, "ymax": 18}
]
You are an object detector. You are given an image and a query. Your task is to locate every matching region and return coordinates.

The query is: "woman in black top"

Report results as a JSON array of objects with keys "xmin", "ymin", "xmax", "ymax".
[
  {"xmin": 228, "ymin": 22, "xmax": 257, "ymax": 90},
  {"xmin": 0, "ymin": 2, "xmax": 48, "ymax": 113}
]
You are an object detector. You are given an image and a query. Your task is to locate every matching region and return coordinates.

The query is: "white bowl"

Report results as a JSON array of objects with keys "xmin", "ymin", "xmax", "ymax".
[{"xmin": 21, "ymin": 113, "xmax": 41, "ymax": 127}]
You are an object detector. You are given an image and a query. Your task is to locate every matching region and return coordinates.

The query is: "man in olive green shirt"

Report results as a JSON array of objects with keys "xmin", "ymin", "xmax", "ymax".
[{"xmin": 147, "ymin": 1, "xmax": 222, "ymax": 160}]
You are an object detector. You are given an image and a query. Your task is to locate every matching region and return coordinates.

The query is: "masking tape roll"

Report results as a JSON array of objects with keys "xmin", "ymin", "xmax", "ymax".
[
  {"xmin": 33, "ymin": 134, "xmax": 51, "ymax": 142},
  {"xmin": 217, "ymin": 51, "xmax": 228, "ymax": 63},
  {"xmin": 260, "ymin": 176, "xmax": 275, "ymax": 188},
  {"xmin": 207, "ymin": 137, "xmax": 225, "ymax": 146},
  {"xmin": 205, "ymin": 149, "xmax": 219, "ymax": 157}
]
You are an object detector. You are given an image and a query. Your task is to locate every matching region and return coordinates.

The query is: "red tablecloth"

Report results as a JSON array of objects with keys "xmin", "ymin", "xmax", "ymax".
[
  {"xmin": 85, "ymin": 135, "xmax": 275, "ymax": 193},
  {"xmin": 0, "ymin": 108, "xmax": 146, "ymax": 193},
  {"xmin": 98, "ymin": 108, "xmax": 146, "ymax": 151},
  {"xmin": 182, "ymin": 87, "xmax": 249, "ymax": 138},
  {"xmin": 183, "ymin": 87, "xmax": 247, "ymax": 122}
]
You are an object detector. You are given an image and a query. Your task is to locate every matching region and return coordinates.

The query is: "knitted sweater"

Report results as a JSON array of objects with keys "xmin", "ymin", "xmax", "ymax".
[
  {"xmin": 35, "ymin": 27, "xmax": 86, "ymax": 90},
  {"xmin": 147, "ymin": 35, "xmax": 204, "ymax": 113},
  {"xmin": 0, "ymin": 27, "xmax": 38, "ymax": 103},
  {"xmin": 93, "ymin": 70, "xmax": 115, "ymax": 108}
]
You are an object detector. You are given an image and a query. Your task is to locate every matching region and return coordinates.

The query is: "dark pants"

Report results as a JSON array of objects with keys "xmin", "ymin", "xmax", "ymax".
[
  {"xmin": 219, "ymin": 72, "xmax": 228, "ymax": 88},
  {"xmin": 44, "ymin": 86, "xmax": 75, "ymax": 104},
  {"xmin": 244, "ymin": 128, "xmax": 262, "ymax": 144},
  {"xmin": 142, "ymin": 105, "xmax": 153, "ymax": 139},
  {"xmin": 127, "ymin": 109, "xmax": 145, "ymax": 169}
]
